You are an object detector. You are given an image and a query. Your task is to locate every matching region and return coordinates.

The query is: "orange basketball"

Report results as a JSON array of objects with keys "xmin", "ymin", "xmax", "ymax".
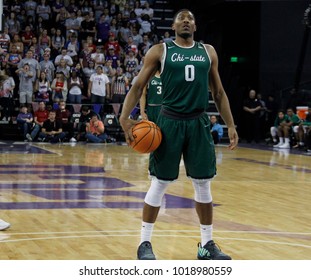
[{"xmin": 130, "ymin": 120, "xmax": 162, "ymax": 153}]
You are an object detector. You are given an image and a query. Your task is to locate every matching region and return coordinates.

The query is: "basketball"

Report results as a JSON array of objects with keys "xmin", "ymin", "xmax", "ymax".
[{"xmin": 130, "ymin": 120, "xmax": 162, "ymax": 153}]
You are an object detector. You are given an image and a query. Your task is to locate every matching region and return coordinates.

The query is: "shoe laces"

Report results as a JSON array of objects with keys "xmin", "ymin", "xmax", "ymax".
[{"xmin": 204, "ymin": 240, "xmax": 222, "ymax": 253}]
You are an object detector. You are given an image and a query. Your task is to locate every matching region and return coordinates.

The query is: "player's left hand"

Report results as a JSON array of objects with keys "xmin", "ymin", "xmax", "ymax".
[{"xmin": 227, "ymin": 127, "xmax": 239, "ymax": 150}]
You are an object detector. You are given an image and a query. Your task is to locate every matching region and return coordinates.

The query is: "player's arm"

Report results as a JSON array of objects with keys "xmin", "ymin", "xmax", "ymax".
[
  {"xmin": 139, "ymin": 85, "xmax": 148, "ymax": 120},
  {"xmin": 120, "ymin": 44, "xmax": 162, "ymax": 143},
  {"xmin": 206, "ymin": 44, "xmax": 238, "ymax": 150}
]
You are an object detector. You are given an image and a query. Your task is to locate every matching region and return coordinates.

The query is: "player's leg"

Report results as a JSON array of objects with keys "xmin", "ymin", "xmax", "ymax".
[
  {"xmin": 184, "ymin": 114, "xmax": 231, "ymax": 260},
  {"xmin": 138, "ymin": 115, "xmax": 184, "ymax": 260}
]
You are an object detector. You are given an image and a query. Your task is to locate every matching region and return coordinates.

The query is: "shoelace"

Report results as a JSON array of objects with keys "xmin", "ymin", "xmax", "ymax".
[{"xmin": 205, "ymin": 241, "xmax": 222, "ymax": 253}]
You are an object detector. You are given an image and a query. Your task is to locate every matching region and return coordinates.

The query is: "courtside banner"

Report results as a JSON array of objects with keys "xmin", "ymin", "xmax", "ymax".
[{"xmin": 0, "ymin": 260, "xmax": 309, "ymax": 279}]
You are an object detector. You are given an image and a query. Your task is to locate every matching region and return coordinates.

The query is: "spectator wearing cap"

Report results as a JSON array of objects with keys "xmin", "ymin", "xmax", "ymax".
[
  {"xmin": 39, "ymin": 52, "xmax": 55, "ymax": 82},
  {"xmin": 87, "ymin": 65, "xmax": 110, "ymax": 104},
  {"xmin": 124, "ymin": 48, "xmax": 139, "ymax": 79},
  {"xmin": 103, "ymin": 32, "xmax": 121, "ymax": 56},
  {"xmin": 105, "ymin": 46, "xmax": 121, "ymax": 69}
]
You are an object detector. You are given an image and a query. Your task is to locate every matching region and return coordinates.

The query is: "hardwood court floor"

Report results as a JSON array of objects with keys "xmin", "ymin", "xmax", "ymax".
[{"xmin": 0, "ymin": 141, "xmax": 310, "ymax": 260}]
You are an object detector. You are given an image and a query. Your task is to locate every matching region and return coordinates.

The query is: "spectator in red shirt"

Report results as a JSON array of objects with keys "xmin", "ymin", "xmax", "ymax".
[
  {"xmin": 27, "ymin": 101, "xmax": 49, "ymax": 141},
  {"xmin": 104, "ymin": 32, "xmax": 121, "ymax": 56}
]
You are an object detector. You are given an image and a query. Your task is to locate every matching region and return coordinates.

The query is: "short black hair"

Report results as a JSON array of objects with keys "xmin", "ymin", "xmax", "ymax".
[{"xmin": 173, "ymin": 9, "xmax": 195, "ymax": 23}]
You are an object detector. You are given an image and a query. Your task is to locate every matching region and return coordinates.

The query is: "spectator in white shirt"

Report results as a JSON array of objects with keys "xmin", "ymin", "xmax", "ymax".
[{"xmin": 87, "ymin": 66, "xmax": 110, "ymax": 104}]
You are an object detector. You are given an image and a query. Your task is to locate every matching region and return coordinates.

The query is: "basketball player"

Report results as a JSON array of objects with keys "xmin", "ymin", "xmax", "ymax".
[
  {"xmin": 0, "ymin": 219, "xmax": 10, "ymax": 230},
  {"xmin": 120, "ymin": 9, "xmax": 238, "ymax": 260},
  {"xmin": 139, "ymin": 70, "xmax": 162, "ymax": 123}
]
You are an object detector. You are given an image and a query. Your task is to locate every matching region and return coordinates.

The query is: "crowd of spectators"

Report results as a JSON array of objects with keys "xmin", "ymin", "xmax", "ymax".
[{"xmin": 0, "ymin": 0, "xmax": 172, "ymax": 142}]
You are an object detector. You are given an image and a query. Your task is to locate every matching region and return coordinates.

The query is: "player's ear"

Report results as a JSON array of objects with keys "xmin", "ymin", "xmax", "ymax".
[
  {"xmin": 194, "ymin": 24, "xmax": 197, "ymax": 32},
  {"xmin": 171, "ymin": 23, "xmax": 175, "ymax": 31}
]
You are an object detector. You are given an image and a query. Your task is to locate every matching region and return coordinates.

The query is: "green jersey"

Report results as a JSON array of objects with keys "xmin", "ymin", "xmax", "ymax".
[
  {"xmin": 289, "ymin": 114, "xmax": 301, "ymax": 126},
  {"xmin": 147, "ymin": 76, "xmax": 162, "ymax": 105},
  {"xmin": 161, "ymin": 41, "xmax": 211, "ymax": 114},
  {"xmin": 274, "ymin": 115, "xmax": 290, "ymax": 127},
  {"xmin": 146, "ymin": 75, "xmax": 162, "ymax": 123}
]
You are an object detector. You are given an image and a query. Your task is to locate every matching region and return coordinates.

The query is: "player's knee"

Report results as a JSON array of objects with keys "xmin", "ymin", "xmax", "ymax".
[
  {"xmin": 192, "ymin": 178, "xmax": 212, "ymax": 203},
  {"xmin": 145, "ymin": 177, "xmax": 170, "ymax": 207}
]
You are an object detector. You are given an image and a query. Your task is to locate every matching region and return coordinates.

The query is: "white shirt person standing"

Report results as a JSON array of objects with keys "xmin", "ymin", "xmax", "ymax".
[{"xmin": 87, "ymin": 65, "xmax": 110, "ymax": 104}]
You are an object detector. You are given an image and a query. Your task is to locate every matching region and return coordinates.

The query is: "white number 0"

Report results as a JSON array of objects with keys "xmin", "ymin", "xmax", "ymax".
[{"xmin": 185, "ymin": 65, "xmax": 195, "ymax": 81}]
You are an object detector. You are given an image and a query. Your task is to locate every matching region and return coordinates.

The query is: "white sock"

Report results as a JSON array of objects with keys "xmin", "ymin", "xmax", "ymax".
[
  {"xmin": 200, "ymin": 224, "xmax": 213, "ymax": 246},
  {"xmin": 279, "ymin": 137, "xmax": 284, "ymax": 144},
  {"xmin": 285, "ymin": 138, "xmax": 290, "ymax": 144},
  {"xmin": 140, "ymin": 221, "xmax": 154, "ymax": 244}
]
